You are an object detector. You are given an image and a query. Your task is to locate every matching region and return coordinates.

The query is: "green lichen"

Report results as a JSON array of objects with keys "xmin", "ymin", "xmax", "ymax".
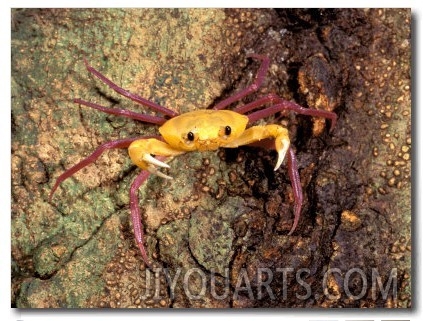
[{"xmin": 188, "ymin": 196, "xmax": 247, "ymax": 275}]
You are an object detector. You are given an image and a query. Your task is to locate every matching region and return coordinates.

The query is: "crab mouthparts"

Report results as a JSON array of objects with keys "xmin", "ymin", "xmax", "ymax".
[{"xmin": 196, "ymin": 139, "xmax": 221, "ymax": 151}]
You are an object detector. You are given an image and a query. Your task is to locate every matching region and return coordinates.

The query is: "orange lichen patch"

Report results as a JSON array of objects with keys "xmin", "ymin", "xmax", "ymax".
[{"xmin": 340, "ymin": 210, "xmax": 362, "ymax": 231}]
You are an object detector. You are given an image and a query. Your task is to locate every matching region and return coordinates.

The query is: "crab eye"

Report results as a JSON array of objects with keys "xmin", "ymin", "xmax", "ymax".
[
  {"xmin": 225, "ymin": 126, "xmax": 231, "ymax": 136},
  {"xmin": 187, "ymin": 131, "xmax": 195, "ymax": 141}
]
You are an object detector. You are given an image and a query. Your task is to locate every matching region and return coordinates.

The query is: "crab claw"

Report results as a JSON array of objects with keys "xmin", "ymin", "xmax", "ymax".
[
  {"xmin": 143, "ymin": 154, "xmax": 170, "ymax": 169},
  {"xmin": 152, "ymin": 170, "xmax": 173, "ymax": 180},
  {"xmin": 128, "ymin": 138, "xmax": 185, "ymax": 180},
  {"xmin": 142, "ymin": 154, "xmax": 173, "ymax": 179},
  {"xmin": 274, "ymin": 135, "xmax": 290, "ymax": 171}
]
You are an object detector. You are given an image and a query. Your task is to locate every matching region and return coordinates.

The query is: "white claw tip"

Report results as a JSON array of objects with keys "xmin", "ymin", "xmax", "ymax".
[
  {"xmin": 156, "ymin": 171, "xmax": 173, "ymax": 180},
  {"xmin": 274, "ymin": 141, "xmax": 289, "ymax": 171},
  {"xmin": 274, "ymin": 158, "xmax": 283, "ymax": 171},
  {"xmin": 143, "ymin": 154, "xmax": 170, "ymax": 168}
]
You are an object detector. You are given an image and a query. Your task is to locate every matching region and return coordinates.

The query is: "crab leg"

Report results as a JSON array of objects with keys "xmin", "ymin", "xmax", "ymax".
[
  {"xmin": 83, "ymin": 59, "xmax": 178, "ymax": 118},
  {"xmin": 49, "ymin": 136, "xmax": 159, "ymax": 201},
  {"xmin": 74, "ymin": 99, "xmax": 166, "ymax": 125},
  {"xmin": 224, "ymin": 125, "xmax": 303, "ymax": 234},
  {"xmin": 213, "ymin": 54, "xmax": 270, "ymax": 110},
  {"xmin": 129, "ymin": 170, "xmax": 152, "ymax": 267},
  {"xmin": 235, "ymin": 93, "xmax": 337, "ymax": 131}
]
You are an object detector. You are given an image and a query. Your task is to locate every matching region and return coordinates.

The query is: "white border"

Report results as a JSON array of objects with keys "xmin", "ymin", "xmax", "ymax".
[
  {"xmin": 4, "ymin": 1, "xmax": 420, "ymax": 320},
  {"xmin": 4, "ymin": 0, "xmax": 421, "ymax": 8}
]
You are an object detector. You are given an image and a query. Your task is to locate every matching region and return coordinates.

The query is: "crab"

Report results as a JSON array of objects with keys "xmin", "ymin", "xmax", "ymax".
[{"xmin": 49, "ymin": 54, "xmax": 337, "ymax": 268}]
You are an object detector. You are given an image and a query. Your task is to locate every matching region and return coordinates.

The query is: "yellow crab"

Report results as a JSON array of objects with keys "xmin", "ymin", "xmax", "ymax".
[
  {"xmin": 128, "ymin": 109, "xmax": 289, "ymax": 178},
  {"xmin": 50, "ymin": 54, "xmax": 337, "ymax": 268}
]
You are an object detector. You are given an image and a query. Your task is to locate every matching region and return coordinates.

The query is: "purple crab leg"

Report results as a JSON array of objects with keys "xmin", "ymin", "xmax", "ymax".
[
  {"xmin": 74, "ymin": 99, "xmax": 166, "ymax": 125},
  {"xmin": 83, "ymin": 59, "xmax": 178, "ymax": 118},
  {"xmin": 212, "ymin": 54, "xmax": 270, "ymax": 110},
  {"xmin": 287, "ymin": 147, "xmax": 303, "ymax": 235},
  {"xmin": 236, "ymin": 94, "xmax": 337, "ymax": 131},
  {"xmin": 129, "ymin": 170, "xmax": 152, "ymax": 267},
  {"xmin": 129, "ymin": 154, "xmax": 168, "ymax": 268},
  {"xmin": 49, "ymin": 136, "xmax": 159, "ymax": 201}
]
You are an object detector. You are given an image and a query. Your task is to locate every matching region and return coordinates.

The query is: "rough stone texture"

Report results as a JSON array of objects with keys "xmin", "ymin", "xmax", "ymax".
[{"xmin": 12, "ymin": 9, "xmax": 410, "ymax": 308}]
